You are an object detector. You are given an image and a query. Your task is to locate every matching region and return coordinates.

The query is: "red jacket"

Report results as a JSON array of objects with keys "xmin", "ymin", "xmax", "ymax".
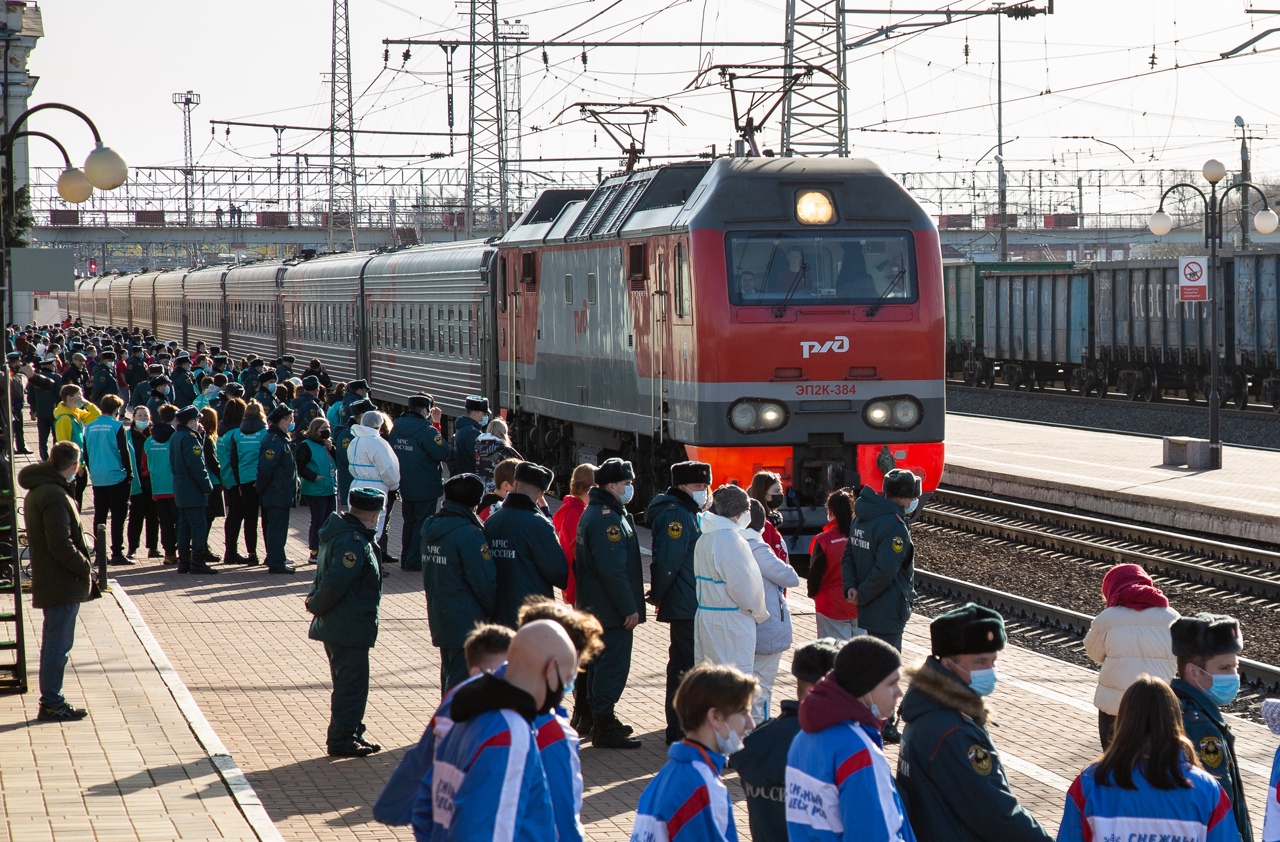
[
  {"xmin": 763, "ymin": 520, "xmax": 788, "ymax": 563},
  {"xmin": 552, "ymin": 495, "xmax": 586, "ymax": 604},
  {"xmin": 809, "ymin": 520, "xmax": 858, "ymax": 621}
]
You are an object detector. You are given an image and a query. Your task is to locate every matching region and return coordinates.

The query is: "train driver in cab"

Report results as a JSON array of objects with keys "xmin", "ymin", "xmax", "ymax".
[
  {"xmin": 769, "ymin": 246, "xmax": 811, "ymax": 293},
  {"xmin": 737, "ymin": 271, "xmax": 761, "ymax": 303}
]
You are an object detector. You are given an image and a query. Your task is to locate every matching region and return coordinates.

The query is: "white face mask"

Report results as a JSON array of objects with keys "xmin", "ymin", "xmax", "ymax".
[
  {"xmin": 714, "ymin": 723, "xmax": 745, "ymax": 756},
  {"xmin": 735, "ymin": 511, "xmax": 751, "ymax": 529},
  {"xmin": 691, "ymin": 489, "xmax": 708, "ymax": 508}
]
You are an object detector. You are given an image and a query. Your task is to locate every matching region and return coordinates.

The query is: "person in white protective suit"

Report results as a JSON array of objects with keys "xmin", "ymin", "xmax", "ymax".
[
  {"xmin": 693, "ymin": 484, "xmax": 768, "ymax": 675},
  {"xmin": 346, "ymin": 411, "xmax": 401, "ymax": 546}
]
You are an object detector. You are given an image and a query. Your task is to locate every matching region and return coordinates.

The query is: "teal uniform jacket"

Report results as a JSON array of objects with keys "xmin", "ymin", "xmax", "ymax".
[
  {"xmin": 390, "ymin": 413, "xmax": 450, "ymax": 502},
  {"xmin": 1173, "ymin": 677, "xmax": 1253, "ymax": 842},
  {"xmin": 483, "ymin": 492, "xmax": 568, "ymax": 628},
  {"xmin": 896, "ymin": 657, "xmax": 1052, "ymax": 842},
  {"xmin": 145, "ymin": 427, "xmax": 175, "ymax": 496},
  {"xmin": 215, "ymin": 430, "xmax": 236, "ymax": 487},
  {"xmin": 421, "ymin": 501, "xmax": 497, "ymax": 648},
  {"xmin": 297, "ymin": 439, "xmax": 336, "ymax": 497},
  {"xmin": 644, "ymin": 489, "xmax": 701, "ymax": 622},
  {"xmin": 228, "ymin": 419, "xmax": 268, "ymax": 486},
  {"xmin": 169, "ymin": 426, "xmax": 213, "ymax": 508},
  {"xmin": 83, "ymin": 416, "xmax": 133, "ymax": 487},
  {"xmin": 841, "ymin": 485, "xmax": 916, "ymax": 635},
  {"xmin": 306, "ymin": 512, "xmax": 382, "ymax": 648},
  {"xmin": 575, "ymin": 486, "xmax": 646, "ymax": 630},
  {"xmin": 451, "ymin": 415, "xmax": 483, "ymax": 474},
  {"xmin": 255, "ymin": 427, "xmax": 297, "ymax": 508}
]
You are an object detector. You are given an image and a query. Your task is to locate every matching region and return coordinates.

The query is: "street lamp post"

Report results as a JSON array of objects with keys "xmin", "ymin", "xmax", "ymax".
[
  {"xmin": 0, "ymin": 103, "xmax": 125, "ymax": 694},
  {"xmin": 1148, "ymin": 158, "xmax": 1278, "ymax": 471}
]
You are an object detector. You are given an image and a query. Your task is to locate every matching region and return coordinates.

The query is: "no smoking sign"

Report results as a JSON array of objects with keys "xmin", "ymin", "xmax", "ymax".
[{"xmin": 1178, "ymin": 256, "xmax": 1209, "ymax": 302}]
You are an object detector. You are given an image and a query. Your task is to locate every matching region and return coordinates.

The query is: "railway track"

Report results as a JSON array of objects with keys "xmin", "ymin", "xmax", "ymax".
[
  {"xmin": 947, "ymin": 380, "xmax": 1280, "ymax": 419},
  {"xmin": 922, "ymin": 488, "xmax": 1280, "ymax": 598},
  {"xmin": 913, "ymin": 567, "xmax": 1280, "ymax": 691}
]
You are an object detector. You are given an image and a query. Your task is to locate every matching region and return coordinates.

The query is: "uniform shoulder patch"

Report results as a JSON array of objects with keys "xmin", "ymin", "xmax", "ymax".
[
  {"xmin": 480, "ymin": 543, "xmax": 492, "ymax": 561},
  {"xmin": 192, "ymin": 446, "xmax": 202, "ymax": 455},
  {"xmin": 967, "ymin": 745, "xmax": 993, "ymax": 775},
  {"xmin": 1198, "ymin": 735, "xmax": 1224, "ymax": 769},
  {"xmin": 264, "ymin": 449, "xmax": 275, "ymax": 460},
  {"xmin": 667, "ymin": 521, "xmax": 684, "ymax": 539},
  {"xmin": 605, "ymin": 525, "xmax": 622, "ymax": 543},
  {"xmin": 891, "ymin": 536, "xmax": 905, "ymax": 553},
  {"xmin": 342, "ymin": 551, "xmax": 358, "ymax": 569},
  {"xmin": 434, "ymin": 432, "xmax": 443, "ymax": 445}
]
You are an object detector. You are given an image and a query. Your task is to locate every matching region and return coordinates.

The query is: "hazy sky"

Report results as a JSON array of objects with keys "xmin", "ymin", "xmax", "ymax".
[{"xmin": 25, "ymin": 1, "xmax": 1280, "ymax": 189}]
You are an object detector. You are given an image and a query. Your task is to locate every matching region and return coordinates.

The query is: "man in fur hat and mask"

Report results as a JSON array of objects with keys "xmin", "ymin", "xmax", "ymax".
[
  {"xmin": 1171, "ymin": 612, "xmax": 1252, "ymax": 842},
  {"xmin": 896, "ymin": 603, "xmax": 1051, "ymax": 842}
]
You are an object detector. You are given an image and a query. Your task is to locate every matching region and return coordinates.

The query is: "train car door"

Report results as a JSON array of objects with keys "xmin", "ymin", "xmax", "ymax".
[{"xmin": 480, "ymin": 251, "xmax": 498, "ymax": 405}]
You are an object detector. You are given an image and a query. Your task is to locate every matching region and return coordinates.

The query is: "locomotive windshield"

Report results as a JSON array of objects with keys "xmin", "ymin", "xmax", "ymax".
[{"xmin": 725, "ymin": 231, "xmax": 916, "ymax": 307}]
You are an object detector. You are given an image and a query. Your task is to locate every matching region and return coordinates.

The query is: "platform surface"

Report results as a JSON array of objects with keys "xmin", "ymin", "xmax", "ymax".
[
  {"xmin": 944, "ymin": 413, "xmax": 1280, "ymax": 544},
  {"xmin": 2, "ymin": 421, "xmax": 1280, "ymax": 840}
]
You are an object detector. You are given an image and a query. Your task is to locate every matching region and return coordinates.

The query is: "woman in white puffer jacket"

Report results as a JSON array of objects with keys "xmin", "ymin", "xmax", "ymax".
[
  {"xmin": 693, "ymin": 484, "xmax": 768, "ymax": 676},
  {"xmin": 1083, "ymin": 563, "xmax": 1179, "ymax": 749}
]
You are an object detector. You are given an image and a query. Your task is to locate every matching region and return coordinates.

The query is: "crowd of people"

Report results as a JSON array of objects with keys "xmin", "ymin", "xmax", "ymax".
[{"xmin": 14, "ymin": 319, "xmax": 1280, "ymax": 842}]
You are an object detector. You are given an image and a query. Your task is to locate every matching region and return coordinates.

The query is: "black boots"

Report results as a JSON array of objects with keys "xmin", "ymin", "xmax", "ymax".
[{"xmin": 591, "ymin": 712, "xmax": 641, "ymax": 750}]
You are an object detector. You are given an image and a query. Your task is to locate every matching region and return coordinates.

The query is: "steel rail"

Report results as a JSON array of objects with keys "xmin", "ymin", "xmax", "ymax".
[
  {"xmin": 924, "ymin": 489, "xmax": 1280, "ymax": 597},
  {"xmin": 914, "ymin": 568, "xmax": 1280, "ymax": 691}
]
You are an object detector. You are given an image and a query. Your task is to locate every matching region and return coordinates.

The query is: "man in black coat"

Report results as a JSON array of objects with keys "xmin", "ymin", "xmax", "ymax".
[
  {"xmin": 482, "ymin": 461, "xmax": 567, "ymax": 627},
  {"xmin": 257, "ymin": 404, "xmax": 299, "ymax": 574},
  {"xmin": 170, "ymin": 406, "xmax": 218, "ymax": 575},
  {"xmin": 20, "ymin": 442, "xmax": 96, "ymax": 721}
]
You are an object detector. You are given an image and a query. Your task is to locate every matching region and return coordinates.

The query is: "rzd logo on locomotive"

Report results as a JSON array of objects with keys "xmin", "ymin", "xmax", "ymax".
[{"xmin": 800, "ymin": 335, "xmax": 850, "ymax": 359}]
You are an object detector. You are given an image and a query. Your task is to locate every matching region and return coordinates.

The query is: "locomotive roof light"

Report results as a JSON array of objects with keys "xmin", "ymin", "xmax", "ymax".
[{"xmin": 795, "ymin": 189, "xmax": 835, "ymax": 225}]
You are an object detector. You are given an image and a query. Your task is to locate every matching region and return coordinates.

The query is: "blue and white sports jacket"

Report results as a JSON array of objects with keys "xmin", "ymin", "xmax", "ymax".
[
  {"xmin": 1260, "ymin": 744, "xmax": 1279, "ymax": 842},
  {"xmin": 785, "ymin": 717, "xmax": 915, "ymax": 842},
  {"xmin": 427, "ymin": 674, "xmax": 556, "ymax": 842},
  {"xmin": 1058, "ymin": 761, "xmax": 1238, "ymax": 842},
  {"xmin": 631, "ymin": 740, "xmax": 738, "ymax": 842},
  {"xmin": 374, "ymin": 667, "xmax": 584, "ymax": 842}
]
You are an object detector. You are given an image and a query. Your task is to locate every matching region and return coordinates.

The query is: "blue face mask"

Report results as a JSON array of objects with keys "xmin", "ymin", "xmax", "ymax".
[
  {"xmin": 967, "ymin": 667, "xmax": 998, "ymax": 697},
  {"xmin": 619, "ymin": 484, "xmax": 635, "ymax": 505},
  {"xmin": 1200, "ymin": 667, "xmax": 1240, "ymax": 707},
  {"xmin": 480, "ymin": 415, "xmax": 490, "ymax": 426},
  {"xmin": 266, "ymin": 382, "xmax": 277, "ymax": 393},
  {"xmin": 287, "ymin": 422, "xmax": 296, "ymax": 433},
  {"xmin": 905, "ymin": 498, "xmax": 919, "ymax": 516}
]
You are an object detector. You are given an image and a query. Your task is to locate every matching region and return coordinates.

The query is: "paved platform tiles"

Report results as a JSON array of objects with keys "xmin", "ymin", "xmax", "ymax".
[
  {"xmin": 945, "ymin": 413, "xmax": 1280, "ymax": 544},
  {"xmin": 6, "ymin": 437, "xmax": 1280, "ymax": 840}
]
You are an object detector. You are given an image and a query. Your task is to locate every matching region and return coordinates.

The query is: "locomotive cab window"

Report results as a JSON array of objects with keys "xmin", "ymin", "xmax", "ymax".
[
  {"xmin": 521, "ymin": 252, "xmax": 537, "ymax": 288},
  {"xmin": 725, "ymin": 231, "xmax": 916, "ymax": 307}
]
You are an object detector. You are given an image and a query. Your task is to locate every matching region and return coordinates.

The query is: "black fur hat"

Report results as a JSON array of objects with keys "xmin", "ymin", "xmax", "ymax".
[
  {"xmin": 1170, "ymin": 613, "xmax": 1243, "ymax": 658},
  {"xmin": 444, "ymin": 473, "xmax": 486, "ymax": 509},
  {"xmin": 594, "ymin": 458, "xmax": 635, "ymax": 486},
  {"xmin": 465, "ymin": 395, "xmax": 490, "ymax": 413},
  {"xmin": 347, "ymin": 398, "xmax": 376, "ymax": 418},
  {"xmin": 930, "ymin": 603, "xmax": 1007, "ymax": 657},
  {"xmin": 514, "ymin": 461, "xmax": 554, "ymax": 492},
  {"xmin": 670, "ymin": 461, "xmax": 712, "ymax": 487},
  {"xmin": 883, "ymin": 468, "xmax": 922, "ymax": 499}
]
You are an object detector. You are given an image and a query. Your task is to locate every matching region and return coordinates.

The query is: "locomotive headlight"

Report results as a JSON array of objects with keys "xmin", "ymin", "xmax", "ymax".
[
  {"xmin": 795, "ymin": 189, "xmax": 835, "ymax": 225},
  {"xmin": 866, "ymin": 401, "xmax": 892, "ymax": 426},
  {"xmin": 758, "ymin": 403, "xmax": 785, "ymax": 429},
  {"xmin": 730, "ymin": 403, "xmax": 758, "ymax": 430},
  {"xmin": 892, "ymin": 400, "xmax": 921, "ymax": 427},
  {"xmin": 729, "ymin": 399, "xmax": 790, "ymax": 433}
]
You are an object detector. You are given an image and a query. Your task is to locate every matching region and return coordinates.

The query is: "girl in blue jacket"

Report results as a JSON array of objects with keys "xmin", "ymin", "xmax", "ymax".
[
  {"xmin": 1058, "ymin": 676, "xmax": 1238, "ymax": 842},
  {"xmin": 785, "ymin": 636, "xmax": 914, "ymax": 842},
  {"xmin": 631, "ymin": 665, "xmax": 757, "ymax": 842}
]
